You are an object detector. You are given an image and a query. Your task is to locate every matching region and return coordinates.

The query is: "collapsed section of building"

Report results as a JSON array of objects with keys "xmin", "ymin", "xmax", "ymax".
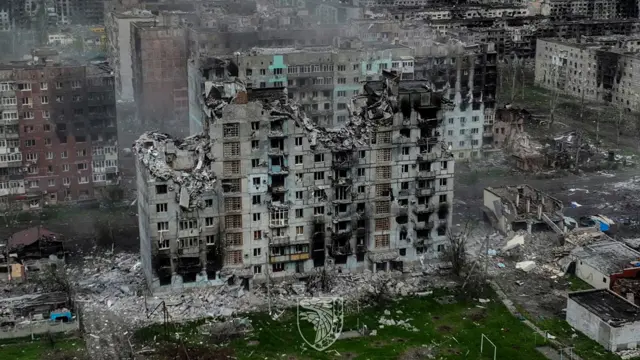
[
  {"xmin": 482, "ymin": 185, "xmax": 564, "ymax": 235},
  {"xmin": 134, "ymin": 70, "xmax": 455, "ymax": 292}
]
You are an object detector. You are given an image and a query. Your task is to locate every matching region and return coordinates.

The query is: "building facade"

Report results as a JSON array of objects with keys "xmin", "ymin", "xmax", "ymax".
[
  {"xmin": 135, "ymin": 74, "xmax": 455, "ymax": 292},
  {"xmin": 535, "ymin": 37, "xmax": 640, "ymax": 112},
  {"xmin": 0, "ymin": 60, "xmax": 118, "ymax": 208},
  {"xmin": 131, "ymin": 23, "xmax": 189, "ymax": 138}
]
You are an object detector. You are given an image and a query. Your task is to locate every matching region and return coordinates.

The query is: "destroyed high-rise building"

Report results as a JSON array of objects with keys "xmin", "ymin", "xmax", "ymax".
[{"xmin": 135, "ymin": 72, "xmax": 455, "ymax": 291}]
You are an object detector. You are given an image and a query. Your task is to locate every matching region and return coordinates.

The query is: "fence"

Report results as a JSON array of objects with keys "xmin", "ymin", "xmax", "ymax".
[{"xmin": 0, "ymin": 320, "xmax": 79, "ymax": 339}]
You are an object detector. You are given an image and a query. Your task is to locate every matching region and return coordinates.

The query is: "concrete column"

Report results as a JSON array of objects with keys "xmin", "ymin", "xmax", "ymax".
[{"xmin": 527, "ymin": 222, "xmax": 532, "ymax": 234}]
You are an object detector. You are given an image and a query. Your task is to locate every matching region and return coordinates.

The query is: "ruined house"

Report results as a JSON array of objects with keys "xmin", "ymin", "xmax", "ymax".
[
  {"xmin": 0, "ymin": 226, "xmax": 65, "ymax": 278},
  {"xmin": 482, "ymin": 185, "xmax": 564, "ymax": 235},
  {"xmin": 135, "ymin": 70, "xmax": 455, "ymax": 292}
]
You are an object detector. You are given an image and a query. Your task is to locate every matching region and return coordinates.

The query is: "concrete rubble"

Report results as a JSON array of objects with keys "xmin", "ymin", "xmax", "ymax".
[
  {"xmin": 133, "ymin": 132, "xmax": 216, "ymax": 210},
  {"xmin": 69, "ymin": 252, "xmax": 433, "ymax": 330}
]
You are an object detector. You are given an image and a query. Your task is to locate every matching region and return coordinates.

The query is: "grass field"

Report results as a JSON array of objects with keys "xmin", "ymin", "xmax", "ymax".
[
  {"xmin": 0, "ymin": 335, "xmax": 85, "ymax": 360},
  {"xmin": 135, "ymin": 290, "xmax": 561, "ymax": 360}
]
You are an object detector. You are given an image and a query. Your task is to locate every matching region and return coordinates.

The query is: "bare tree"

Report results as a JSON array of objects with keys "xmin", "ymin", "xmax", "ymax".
[{"xmin": 441, "ymin": 222, "xmax": 472, "ymax": 277}]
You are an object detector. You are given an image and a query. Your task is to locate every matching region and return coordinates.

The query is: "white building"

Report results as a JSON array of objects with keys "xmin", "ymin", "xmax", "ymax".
[
  {"xmin": 570, "ymin": 240, "xmax": 640, "ymax": 289},
  {"xmin": 567, "ymin": 289, "xmax": 640, "ymax": 352}
]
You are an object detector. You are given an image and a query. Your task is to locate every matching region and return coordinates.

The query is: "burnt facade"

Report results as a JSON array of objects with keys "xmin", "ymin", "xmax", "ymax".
[{"xmin": 0, "ymin": 60, "xmax": 118, "ymax": 208}]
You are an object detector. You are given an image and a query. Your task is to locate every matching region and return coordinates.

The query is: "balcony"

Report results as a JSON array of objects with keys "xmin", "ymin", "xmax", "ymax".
[
  {"xmin": 269, "ymin": 218, "xmax": 289, "ymax": 228},
  {"xmin": 330, "ymin": 243, "xmax": 352, "ymax": 256},
  {"xmin": 416, "ymin": 171, "xmax": 437, "ymax": 179},
  {"xmin": 268, "ymin": 147, "xmax": 288, "ymax": 156},
  {"xmin": 356, "ymin": 244, "xmax": 366, "ymax": 253},
  {"xmin": 332, "ymin": 211, "xmax": 352, "ymax": 222},
  {"xmin": 414, "ymin": 220, "xmax": 434, "ymax": 231},
  {"xmin": 331, "ymin": 229, "xmax": 352, "ymax": 240},
  {"xmin": 270, "ymin": 235, "xmax": 309, "ymax": 246},
  {"xmin": 413, "ymin": 203, "xmax": 435, "ymax": 214},
  {"xmin": 177, "ymin": 247, "xmax": 199, "ymax": 257},
  {"xmin": 268, "ymin": 200, "xmax": 290, "ymax": 209},
  {"xmin": 270, "ymin": 252, "xmax": 311, "ymax": 263},
  {"xmin": 417, "ymin": 136, "xmax": 440, "ymax": 145},
  {"xmin": 397, "ymin": 207, "xmax": 408, "ymax": 216},
  {"xmin": 417, "ymin": 152, "xmax": 439, "ymax": 162},
  {"xmin": 398, "ymin": 189, "xmax": 409, "ymax": 197},
  {"xmin": 106, "ymin": 166, "xmax": 118, "ymax": 174},
  {"xmin": 483, "ymin": 130, "xmax": 493, "ymax": 137},
  {"xmin": 332, "ymin": 158, "xmax": 354, "ymax": 170},
  {"xmin": 268, "ymin": 130, "xmax": 286, "ymax": 138},
  {"xmin": 268, "ymin": 184, "xmax": 287, "ymax": 193},
  {"xmin": 268, "ymin": 165, "xmax": 289, "ymax": 175},
  {"xmin": 415, "ymin": 187, "xmax": 435, "ymax": 196},
  {"xmin": 332, "ymin": 178, "xmax": 352, "ymax": 188}
]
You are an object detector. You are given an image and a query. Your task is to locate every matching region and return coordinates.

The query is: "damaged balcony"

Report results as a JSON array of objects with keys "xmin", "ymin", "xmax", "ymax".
[
  {"xmin": 413, "ymin": 203, "xmax": 435, "ymax": 214},
  {"xmin": 268, "ymin": 174, "xmax": 287, "ymax": 193},
  {"xmin": 417, "ymin": 151, "xmax": 440, "ymax": 162},
  {"xmin": 332, "ymin": 151, "xmax": 355, "ymax": 169},
  {"xmin": 415, "ymin": 186, "xmax": 435, "ymax": 197},
  {"xmin": 414, "ymin": 217, "xmax": 434, "ymax": 231},
  {"xmin": 268, "ymin": 138, "xmax": 287, "ymax": 156},
  {"xmin": 268, "ymin": 192, "xmax": 289, "ymax": 209},
  {"xmin": 332, "ymin": 168, "xmax": 352, "ymax": 184},
  {"xmin": 269, "ymin": 244, "xmax": 310, "ymax": 264},
  {"xmin": 268, "ymin": 155, "xmax": 289, "ymax": 175},
  {"xmin": 414, "ymin": 229, "xmax": 432, "ymax": 247},
  {"xmin": 332, "ymin": 220, "xmax": 353, "ymax": 241},
  {"xmin": 329, "ymin": 239, "xmax": 353, "ymax": 257},
  {"xmin": 332, "ymin": 203, "xmax": 352, "ymax": 222},
  {"xmin": 268, "ymin": 119, "xmax": 287, "ymax": 138}
]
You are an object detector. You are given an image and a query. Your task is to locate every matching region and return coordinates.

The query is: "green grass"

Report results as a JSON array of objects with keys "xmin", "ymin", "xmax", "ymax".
[
  {"xmin": 567, "ymin": 276, "xmax": 594, "ymax": 292},
  {"xmin": 537, "ymin": 318, "xmax": 623, "ymax": 360},
  {"xmin": 135, "ymin": 289, "xmax": 553, "ymax": 359},
  {"xmin": 0, "ymin": 335, "xmax": 85, "ymax": 360}
]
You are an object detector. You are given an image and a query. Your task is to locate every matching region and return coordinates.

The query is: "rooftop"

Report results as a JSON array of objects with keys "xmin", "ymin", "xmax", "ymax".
[
  {"xmin": 571, "ymin": 241, "xmax": 640, "ymax": 275},
  {"xmin": 569, "ymin": 289, "xmax": 640, "ymax": 324},
  {"xmin": 8, "ymin": 226, "xmax": 59, "ymax": 249}
]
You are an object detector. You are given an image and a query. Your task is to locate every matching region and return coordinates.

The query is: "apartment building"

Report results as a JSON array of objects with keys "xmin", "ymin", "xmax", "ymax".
[
  {"xmin": 188, "ymin": 42, "xmax": 414, "ymax": 134},
  {"xmin": 0, "ymin": 60, "xmax": 118, "ymax": 208},
  {"xmin": 539, "ymin": 0, "xmax": 638, "ymax": 19},
  {"xmin": 135, "ymin": 73, "xmax": 455, "ymax": 291},
  {"xmin": 413, "ymin": 41, "xmax": 498, "ymax": 160},
  {"xmin": 0, "ymin": 69, "xmax": 25, "ymax": 206},
  {"xmin": 534, "ymin": 37, "xmax": 640, "ymax": 111}
]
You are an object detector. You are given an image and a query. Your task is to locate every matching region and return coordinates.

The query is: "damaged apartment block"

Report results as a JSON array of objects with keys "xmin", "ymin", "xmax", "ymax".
[
  {"xmin": 135, "ymin": 68, "xmax": 455, "ymax": 291},
  {"xmin": 482, "ymin": 185, "xmax": 565, "ymax": 235}
]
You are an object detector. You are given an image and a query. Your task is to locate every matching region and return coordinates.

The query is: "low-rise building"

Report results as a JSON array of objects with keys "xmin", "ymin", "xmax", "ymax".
[
  {"xmin": 570, "ymin": 240, "xmax": 640, "ymax": 289},
  {"xmin": 567, "ymin": 289, "xmax": 640, "ymax": 352}
]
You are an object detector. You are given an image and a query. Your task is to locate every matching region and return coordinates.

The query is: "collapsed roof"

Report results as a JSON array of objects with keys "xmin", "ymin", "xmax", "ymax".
[{"xmin": 133, "ymin": 73, "xmax": 433, "ymax": 211}]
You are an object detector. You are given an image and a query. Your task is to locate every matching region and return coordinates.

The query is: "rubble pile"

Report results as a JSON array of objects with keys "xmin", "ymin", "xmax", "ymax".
[
  {"xmin": 71, "ymin": 253, "xmax": 430, "ymax": 329},
  {"xmin": 133, "ymin": 132, "xmax": 216, "ymax": 210},
  {"xmin": 378, "ymin": 310, "xmax": 419, "ymax": 332}
]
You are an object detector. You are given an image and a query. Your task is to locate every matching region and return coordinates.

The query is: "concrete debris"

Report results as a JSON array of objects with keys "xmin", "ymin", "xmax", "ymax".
[
  {"xmin": 133, "ymin": 132, "xmax": 216, "ymax": 210},
  {"xmin": 378, "ymin": 315, "xmax": 419, "ymax": 332},
  {"xmin": 515, "ymin": 260, "xmax": 536, "ymax": 272},
  {"xmin": 502, "ymin": 234, "xmax": 525, "ymax": 252},
  {"xmin": 70, "ymin": 252, "xmax": 429, "ymax": 331}
]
